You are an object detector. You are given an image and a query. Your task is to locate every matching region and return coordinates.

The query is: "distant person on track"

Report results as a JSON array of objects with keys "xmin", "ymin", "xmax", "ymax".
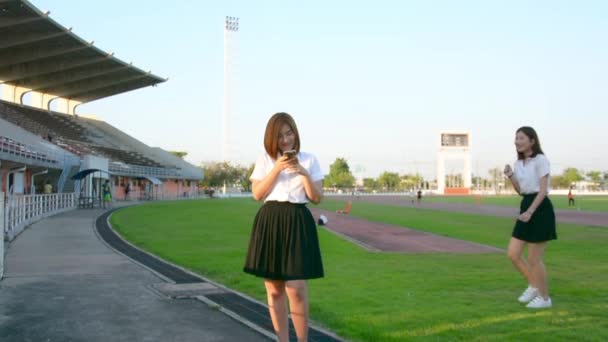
[
  {"xmin": 568, "ymin": 186, "xmax": 575, "ymax": 207},
  {"xmin": 504, "ymin": 126, "xmax": 557, "ymax": 309},
  {"xmin": 243, "ymin": 112, "xmax": 324, "ymax": 342},
  {"xmin": 102, "ymin": 180, "xmax": 112, "ymax": 209},
  {"xmin": 125, "ymin": 182, "xmax": 131, "ymax": 200},
  {"xmin": 408, "ymin": 189, "xmax": 415, "ymax": 204}
]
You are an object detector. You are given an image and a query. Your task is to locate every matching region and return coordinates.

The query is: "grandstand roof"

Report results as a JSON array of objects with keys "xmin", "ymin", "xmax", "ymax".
[{"xmin": 0, "ymin": 0, "xmax": 166, "ymax": 103}]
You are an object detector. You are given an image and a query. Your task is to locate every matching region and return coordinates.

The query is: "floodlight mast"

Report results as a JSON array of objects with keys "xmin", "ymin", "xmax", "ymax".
[{"xmin": 223, "ymin": 16, "xmax": 239, "ymax": 162}]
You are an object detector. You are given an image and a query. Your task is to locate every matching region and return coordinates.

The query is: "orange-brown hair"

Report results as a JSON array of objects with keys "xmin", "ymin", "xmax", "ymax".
[{"xmin": 264, "ymin": 112, "xmax": 300, "ymax": 159}]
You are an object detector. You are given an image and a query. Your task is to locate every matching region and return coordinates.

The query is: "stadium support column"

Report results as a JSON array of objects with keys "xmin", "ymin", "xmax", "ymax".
[
  {"xmin": 30, "ymin": 91, "xmax": 44, "ymax": 109},
  {"xmin": 56, "ymin": 98, "xmax": 82, "ymax": 115},
  {"xmin": 42, "ymin": 93, "xmax": 57, "ymax": 110},
  {"xmin": 0, "ymin": 84, "xmax": 31, "ymax": 104},
  {"xmin": 30, "ymin": 91, "xmax": 57, "ymax": 110},
  {"xmin": 0, "ymin": 84, "xmax": 15, "ymax": 102},
  {"xmin": 223, "ymin": 16, "xmax": 239, "ymax": 162}
]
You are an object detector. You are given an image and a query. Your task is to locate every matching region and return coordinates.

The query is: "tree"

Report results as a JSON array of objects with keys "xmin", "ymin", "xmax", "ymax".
[
  {"xmin": 324, "ymin": 158, "xmax": 355, "ymax": 189},
  {"xmin": 363, "ymin": 178, "xmax": 378, "ymax": 191},
  {"xmin": 488, "ymin": 167, "xmax": 503, "ymax": 193},
  {"xmin": 587, "ymin": 170, "xmax": 602, "ymax": 183},
  {"xmin": 169, "ymin": 151, "xmax": 188, "ymax": 159},
  {"xmin": 401, "ymin": 173, "xmax": 423, "ymax": 190},
  {"xmin": 200, "ymin": 161, "xmax": 246, "ymax": 188},
  {"xmin": 472, "ymin": 176, "xmax": 483, "ymax": 189},
  {"xmin": 445, "ymin": 173, "xmax": 463, "ymax": 188},
  {"xmin": 562, "ymin": 167, "xmax": 583, "ymax": 186},
  {"xmin": 378, "ymin": 171, "xmax": 400, "ymax": 191},
  {"xmin": 241, "ymin": 163, "xmax": 256, "ymax": 192},
  {"xmin": 550, "ymin": 175, "xmax": 568, "ymax": 189},
  {"xmin": 586, "ymin": 170, "xmax": 602, "ymax": 191}
]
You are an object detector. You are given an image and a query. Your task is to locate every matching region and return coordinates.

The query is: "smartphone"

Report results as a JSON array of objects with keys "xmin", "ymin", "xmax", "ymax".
[{"xmin": 283, "ymin": 150, "xmax": 297, "ymax": 159}]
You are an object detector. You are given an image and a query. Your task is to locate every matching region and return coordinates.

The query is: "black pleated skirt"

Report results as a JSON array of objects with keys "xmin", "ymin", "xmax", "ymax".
[
  {"xmin": 243, "ymin": 201, "xmax": 324, "ymax": 280},
  {"xmin": 512, "ymin": 194, "xmax": 557, "ymax": 243}
]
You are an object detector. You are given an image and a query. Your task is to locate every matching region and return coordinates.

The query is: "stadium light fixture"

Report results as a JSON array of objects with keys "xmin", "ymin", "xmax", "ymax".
[{"xmin": 225, "ymin": 16, "xmax": 239, "ymax": 32}]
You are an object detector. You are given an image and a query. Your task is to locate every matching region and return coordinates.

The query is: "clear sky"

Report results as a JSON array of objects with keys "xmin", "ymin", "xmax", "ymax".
[{"xmin": 30, "ymin": 0, "xmax": 608, "ymax": 179}]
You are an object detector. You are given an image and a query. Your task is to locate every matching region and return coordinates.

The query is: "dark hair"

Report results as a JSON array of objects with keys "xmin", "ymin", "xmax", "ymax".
[
  {"xmin": 516, "ymin": 126, "xmax": 544, "ymax": 160},
  {"xmin": 263, "ymin": 112, "xmax": 300, "ymax": 159}
]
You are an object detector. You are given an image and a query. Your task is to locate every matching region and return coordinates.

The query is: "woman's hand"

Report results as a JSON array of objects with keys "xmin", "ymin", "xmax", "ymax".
[
  {"xmin": 277, "ymin": 156, "xmax": 309, "ymax": 176},
  {"xmin": 287, "ymin": 160, "xmax": 309, "ymax": 177},
  {"xmin": 273, "ymin": 155, "xmax": 296, "ymax": 172},
  {"xmin": 504, "ymin": 164, "xmax": 513, "ymax": 178},
  {"xmin": 518, "ymin": 210, "xmax": 533, "ymax": 222}
]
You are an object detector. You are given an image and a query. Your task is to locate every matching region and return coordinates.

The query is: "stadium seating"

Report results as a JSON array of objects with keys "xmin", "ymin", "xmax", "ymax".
[{"xmin": 0, "ymin": 100, "xmax": 166, "ymax": 168}]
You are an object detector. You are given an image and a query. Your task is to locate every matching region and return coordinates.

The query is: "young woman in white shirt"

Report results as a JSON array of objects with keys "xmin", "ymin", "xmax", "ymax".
[
  {"xmin": 243, "ymin": 112, "xmax": 324, "ymax": 342},
  {"xmin": 504, "ymin": 126, "xmax": 557, "ymax": 309}
]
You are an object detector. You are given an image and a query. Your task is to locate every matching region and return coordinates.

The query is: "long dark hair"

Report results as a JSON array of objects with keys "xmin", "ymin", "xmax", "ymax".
[{"xmin": 516, "ymin": 126, "xmax": 544, "ymax": 160}]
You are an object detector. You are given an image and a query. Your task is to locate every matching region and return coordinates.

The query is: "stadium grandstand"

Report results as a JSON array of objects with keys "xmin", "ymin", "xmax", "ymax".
[{"xmin": 1, "ymin": 0, "xmax": 203, "ymax": 240}]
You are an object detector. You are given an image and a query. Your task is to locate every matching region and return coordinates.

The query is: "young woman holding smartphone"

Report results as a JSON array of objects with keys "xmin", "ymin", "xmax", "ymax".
[{"xmin": 244, "ymin": 112, "xmax": 324, "ymax": 341}]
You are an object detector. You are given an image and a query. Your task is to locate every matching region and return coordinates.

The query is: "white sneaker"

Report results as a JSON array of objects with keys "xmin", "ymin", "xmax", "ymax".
[
  {"xmin": 518, "ymin": 286, "xmax": 538, "ymax": 303},
  {"xmin": 526, "ymin": 296, "xmax": 552, "ymax": 309}
]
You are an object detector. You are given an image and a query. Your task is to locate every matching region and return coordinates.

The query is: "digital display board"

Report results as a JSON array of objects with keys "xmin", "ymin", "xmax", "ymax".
[{"xmin": 441, "ymin": 133, "xmax": 469, "ymax": 147}]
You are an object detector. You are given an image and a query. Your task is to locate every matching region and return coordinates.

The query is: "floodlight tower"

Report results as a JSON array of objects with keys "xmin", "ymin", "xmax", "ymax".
[{"xmin": 223, "ymin": 16, "xmax": 239, "ymax": 162}]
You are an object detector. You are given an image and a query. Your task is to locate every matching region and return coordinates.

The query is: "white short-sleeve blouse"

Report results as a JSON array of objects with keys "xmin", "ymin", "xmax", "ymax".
[
  {"xmin": 250, "ymin": 151, "xmax": 324, "ymax": 203},
  {"xmin": 513, "ymin": 154, "xmax": 551, "ymax": 194}
]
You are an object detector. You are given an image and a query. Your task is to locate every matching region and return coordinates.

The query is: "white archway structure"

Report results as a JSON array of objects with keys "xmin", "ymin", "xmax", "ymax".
[{"xmin": 437, "ymin": 132, "xmax": 472, "ymax": 194}]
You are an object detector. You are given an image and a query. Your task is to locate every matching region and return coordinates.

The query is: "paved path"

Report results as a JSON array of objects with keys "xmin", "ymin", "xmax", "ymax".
[{"xmin": 0, "ymin": 208, "xmax": 268, "ymax": 342}]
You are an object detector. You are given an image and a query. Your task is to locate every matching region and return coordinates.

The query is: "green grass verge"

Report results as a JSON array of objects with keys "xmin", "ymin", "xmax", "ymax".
[
  {"xmin": 419, "ymin": 195, "xmax": 608, "ymax": 212},
  {"xmin": 110, "ymin": 198, "xmax": 608, "ymax": 341}
]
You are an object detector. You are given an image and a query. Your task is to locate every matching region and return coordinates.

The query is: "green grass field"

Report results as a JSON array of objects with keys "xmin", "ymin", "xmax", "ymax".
[
  {"xmin": 110, "ymin": 198, "xmax": 608, "ymax": 341},
  {"xmin": 420, "ymin": 195, "xmax": 608, "ymax": 212}
]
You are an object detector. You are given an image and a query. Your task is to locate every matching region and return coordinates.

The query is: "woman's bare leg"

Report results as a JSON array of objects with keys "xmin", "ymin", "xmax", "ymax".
[
  {"xmin": 507, "ymin": 237, "xmax": 532, "ymax": 285},
  {"xmin": 527, "ymin": 242, "xmax": 548, "ymax": 298},
  {"xmin": 265, "ymin": 280, "xmax": 289, "ymax": 342},
  {"xmin": 286, "ymin": 280, "xmax": 309, "ymax": 342}
]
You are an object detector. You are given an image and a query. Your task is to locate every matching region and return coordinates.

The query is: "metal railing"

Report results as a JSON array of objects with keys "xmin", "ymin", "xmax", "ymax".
[
  {"xmin": 3, "ymin": 193, "xmax": 77, "ymax": 241},
  {"xmin": 109, "ymin": 161, "xmax": 182, "ymax": 178},
  {"xmin": 0, "ymin": 135, "xmax": 79, "ymax": 169},
  {"xmin": 120, "ymin": 189, "xmax": 207, "ymax": 201},
  {"xmin": 109, "ymin": 162, "xmax": 202, "ymax": 180}
]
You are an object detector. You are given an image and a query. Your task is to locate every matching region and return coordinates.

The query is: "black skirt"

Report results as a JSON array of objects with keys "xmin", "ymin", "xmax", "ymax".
[
  {"xmin": 243, "ymin": 201, "xmax": 324, "ymax": 280},
  {"xmin": 512, "ymin": 194, "xmax": 557, "ymax": 243}
]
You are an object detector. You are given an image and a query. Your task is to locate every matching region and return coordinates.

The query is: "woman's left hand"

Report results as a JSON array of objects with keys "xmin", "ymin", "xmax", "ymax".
[
  {"xmin": 518, "ymin": 211, "xmax": 532, "ymax": 222},
  {"xmin": 287, "ymin": 162, "xmax": 308, "ymax": 177}
]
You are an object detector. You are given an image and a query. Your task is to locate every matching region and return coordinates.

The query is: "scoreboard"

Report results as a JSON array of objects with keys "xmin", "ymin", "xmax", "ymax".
[{"xmin": 440, "ymin": 133, "xmax": 469, "ymax": 148}]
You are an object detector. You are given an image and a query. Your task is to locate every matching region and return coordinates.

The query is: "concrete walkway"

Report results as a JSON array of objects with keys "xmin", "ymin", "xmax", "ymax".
[{"xmin": 0, "ymin": 207, "xmax": 268, "ymax": 342}]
